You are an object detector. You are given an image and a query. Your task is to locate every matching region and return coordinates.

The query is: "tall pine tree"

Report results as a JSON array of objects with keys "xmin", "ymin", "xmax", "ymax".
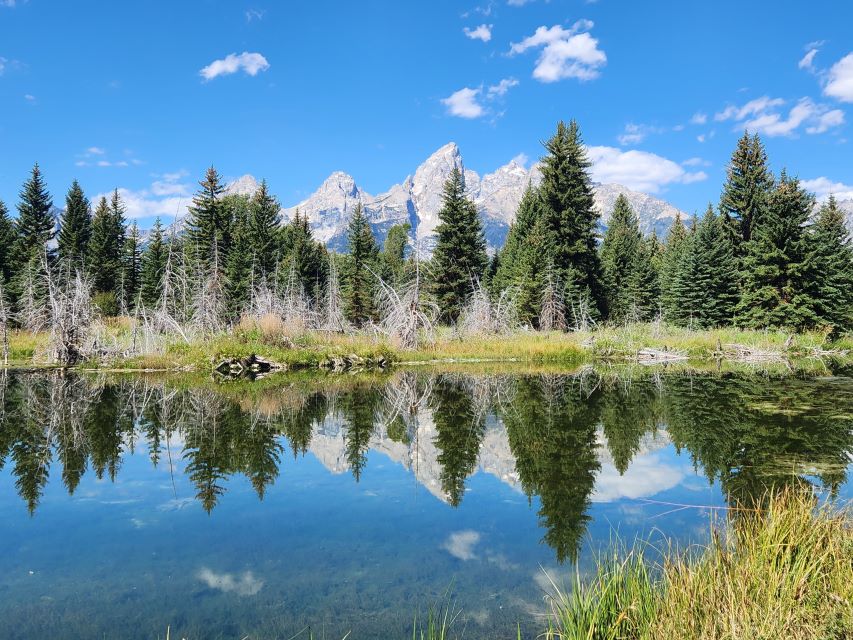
[
  {"xmin": 140, "ymin": 218, "xmax": 166, "ymax": 307},
  {"xmin": 186, "ymin": 166, "xmax": 231, "ymax": 268},
  {"xmin": 659, "ymin": 212, "xmax": 688, "ymax": 321},
  {"xmin": 248, "ymin": 180, "xmax": 282, "ymax": 279},
  {"xmin": 0, "ymin": 200, "xmax": 16, "ymax": 285},
  {"xmin": 736, "ymin": 173, "xmax": 816, "ymax": 329},
  {"xmin": 225, "ymin": 197, "xmax": 254, "ymax": 316},
  {"xmin": 538, "ymin": 120, "xmax": 606, "ymax": 317},
  {"xmin": 57, "ymin": 180, "xmax": 92, "ymax": 266},
  {"xmin": 122, "ymin": 222, "xmax": 142, "ymax": 308},
  {"xmin": 88, "ymin": 192, "xmax": 126, "ymax": 298},
  {"xmin": 14, "ymin": 163, "xmax": 55, "ymax": 265},
  {"xmin": 720, "ymin": 132, "xmax": 773, "ymax": 248},
  {"xmin": 802, "ymin": 195, "xmax": 853, "ymax": 333},
  {"xmin": 342, "ymin": 203, "xmax": 378, "ymax": 326},
  {"xmin": 430, "ymin": 165, "xmax": 487, "ymax": 322},
  {"xmin": 600, "ymin": 194, "xmax": 642, "ymax": 323}
]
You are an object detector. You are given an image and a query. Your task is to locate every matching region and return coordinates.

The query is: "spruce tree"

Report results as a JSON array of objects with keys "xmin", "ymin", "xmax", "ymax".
[
  {"xmin": 538, "ymin": 120, "xmax": 606, "ymax": 317},
  {"xmin": 342, "ymin": 203, "xmax": 378, "ymax": 326},
  {"xmin": 247, "ymin": 180, "xmax": 282, "ymax": 279},
  {"xmin": 186, "ymin": 166, "xmax": 231, "ymax": 267},
  {"xmin": 0, "ymin": 200, "xmax": 16, "ymax": 284},
  {"xmin": 627, "ymin": 234, "xmax": 661, "ymax": 321},
  {"xmin": 600, "ymin": 194, "xmax": 641, "ymax": 323},
  {"xmin": 140, "ymin": 218, "xmax": 166, "ymax": 307},
  {"xmin": 802, "ymin": 195, "xmax": 853, "ymax": 333},
  {"xmin": 88, "ymin": 192, "xmax": 126, "ymax": 298},
  {"xmin": 280, "ymin": 209, "xmax": 326, "ymax": 298},
  {"xmin": 720, "ymin": 132, "xmax": 773, "ymax": 247},
  {"xmin": 736, "ymin": 173, "xmax": 816, "ymax": 329},
  {"xmin": 122, "ymin": 222, "xmax": 142, "ymax": 308},
  {"xmin": 14, "ymin": 163, "xmax": 55, "ymax": 265},
  {"xmin": 670, "ymin": 218, "xmax": 704, "ymax": 327},
  {"xmin": 430, "ymin": 165, "xmax": 487, "ymax": 323},
  {"xmin": 378, "ymin": 222, "xmax": 411, "ymax": 286},
  {"xmin": 225, "ymin": 199, "xmax": 253, "ymax": 316},
  {"xmin": 659, "ymin": 212, "xmax": 688, "ymax": 321},
  {"xmin": 57, "ymin": 180, "xmax": 91, "ymax": 266},
  {"xmin": 694, "ymin": 205, "xmax": 740, "ymax": 327},
  {"xmin": 492, "ymin": 183, "xmax": 540, "ymax": 295}
]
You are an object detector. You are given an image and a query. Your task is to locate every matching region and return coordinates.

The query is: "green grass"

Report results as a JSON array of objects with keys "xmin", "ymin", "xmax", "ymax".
[
  {"xmin": 7, "ymin": 322, "xmax": 852, "ymax": 371},
  {"xmin": 543, "ymin": 489, "xmax": 853, "ymax": 640}
]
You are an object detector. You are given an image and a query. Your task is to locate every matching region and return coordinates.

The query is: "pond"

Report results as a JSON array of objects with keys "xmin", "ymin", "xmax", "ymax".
[{"xmin": 0, "ymin": 367, "xmax": 851, "ymax": 639}]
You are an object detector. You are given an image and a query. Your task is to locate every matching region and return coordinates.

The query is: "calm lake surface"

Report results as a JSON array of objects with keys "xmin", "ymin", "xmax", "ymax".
[{"xmin": 0, "ymin": 367, "xmax": 851, "ymax": 639}]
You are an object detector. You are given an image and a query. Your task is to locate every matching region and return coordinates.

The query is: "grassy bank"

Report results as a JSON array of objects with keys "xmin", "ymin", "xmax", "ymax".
[
  {"xmin": 5, "ymin": 322, "xmax": 851, "ymax": 371},
  {"xmin": 544, "ymin": 490, "xmax": 853, "ymax": 640}
]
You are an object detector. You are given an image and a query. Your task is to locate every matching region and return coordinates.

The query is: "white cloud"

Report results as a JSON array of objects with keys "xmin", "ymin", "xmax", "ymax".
[
  {"xmin": 24, "ymin": 93, "xmax": 35, "ymax": 102},
  {"xmin": 0, "ymin": 1, "xmax": 16, "ymax": 7},
  {"xmin": 441, "ymin": 87, "xmax": 484, "ymax": 118},
  {"xmin": 442, "ymin": 530, "xmax": 480, "ymax": 560},
  {"xmin": 199, "ymin": 52, "xmax": 270, "ymax": 81},
  {"xmin": 245, "ymin": 8, "xmax": 265, "ymax": 22},
  {"xmin": 510, "ymin": 20, "xmax": 606, "ymax": 83},
  {"xmin": 507, "ymin": 0, "xmax": 533, "ymax": 5},
  {"xmin": 510, "ymin": 152, "xmax": 529, "ymax": 167},
  {"xmin": 93, "ymin": 173, "xmax": 192, "ymax": 221},
  {"xmin": 586, "ymin": 146, "xmax": 708, "ymax": 193},
  {"xmin": 690, "ymin": 112, "xmax": 708, "ymax": 125},
  {"xmin": 801, "ymin": 177, "xmax": 853, "ymax": 202},
  {"xmin": 617, "ymin": 123, "xmax": 664, "ymax": 146},
  {"xmin": 463, "ymin": 24, "xmax": 492, "ymax": 42},
  {"xmin": 716, "ymin": 96, "xmax": 844, "ymax": 137},
  {"xmin": 593, "ymin": 453, "xmax": 687, "ymax": 503},
  {"xmin": 487, "ymin": 77, "xmax": 518, "ymax": 97},
  {"xmin": 715, "ymin": 96, "xmax": 785, "ymax": 122},
  {"xmin": 0, "ymin": 57, "xmax": 6, "ymax": 75},
  {"xmin": 682, "ymin": 157, "xmax": 710, "ymax": 167},
  {"xmin": 87, "ymin": 146, "xmax": 106, "ymax": 155},
  {"xmin": 197, "ymin": 568, "xmax": 264, "ymax": 596},
  {"xmin": 799, "ymin": 48, "xmax": 819, "ymax": 72},
  {"xmin": 824, "ymin": 53, "xmax": 853, "ymax": 102}
]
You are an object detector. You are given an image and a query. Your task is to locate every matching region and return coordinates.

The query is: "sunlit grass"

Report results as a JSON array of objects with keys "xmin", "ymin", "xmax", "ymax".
[{"xmin": 544, "ymin": 489, "xmax": 853, "ymax": 640}]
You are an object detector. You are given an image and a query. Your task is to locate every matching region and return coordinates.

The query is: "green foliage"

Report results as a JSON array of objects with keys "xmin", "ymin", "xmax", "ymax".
[
  {"xmin": 736, "ymin": 173, "xmax": 817, "ymax": 329},
  {"xmin": 87, "ymin": 191, "xmax": 127, "ymax": 300},
  {"xmin": 342, "ymin": 203, "xmax": 378, "ymax": 326},
  {"xmin": 140, "ymin": 218, "xmax": 166, "ymax": 307},
  {"xmin": 0, "ymin": 199, "xmax": 16, "ymax": 285},
  {"xmin": 186, "ymin": 166, "xmax": 231, "ymax": 268},
  {"xmin": 13, "ymin": 163, "xmax": 55, "ymax": 266},
  {"xmin": 122, "ymin": 222, "xmax": 142, "ymax": 308},
  {"xmin": 378, "ymin": 222, "xmax": 411, "ymax": 286},
  {"xmin": 626, "ymin": 234, "xmax": 661, "ymax": 322},
  {"xmin": 224, "ymin": 197, "xmax": 254, "ymax": 317},
  {"xmin": 57, "ymin": 180, "xmax": 92, "ymax": 266},
  {"xmin": 720, "ymin": 132, "xmax": 773, "ymax": 247},
  {"xmin": 601, "ymin": 194, "xmax": 642, "ymax": 323},
  {"xmin": 247, "ymin": 180, "xmax": 282, "ymax": 278},
  {"xmin": 538, "ymin": 120, "xmax": 606, "ymax": 317},
  {"xmin": 801, "ymin": 195, "xmax": 853, "ymax": 334},
  {"xmin": 279, "ymin": 209, "xmax": 327, "ymax": 299},
  {"xmin": 430, "ymin": 165, "xmax": 488, "ymax": 323},
  {"xmin": 659, "ymin": 212, "xmax": 688, "ymax": 321}
]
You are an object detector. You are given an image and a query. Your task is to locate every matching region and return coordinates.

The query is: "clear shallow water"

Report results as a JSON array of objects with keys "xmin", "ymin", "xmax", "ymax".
[{"xmin": 0, "ymin": 368, "xmax": 851, "ymax": 639}]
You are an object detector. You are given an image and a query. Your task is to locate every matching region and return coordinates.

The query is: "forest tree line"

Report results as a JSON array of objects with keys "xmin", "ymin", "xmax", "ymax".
[{"xmin": 0, "ymin": 120, "xmax": 851, "ymax": 339}]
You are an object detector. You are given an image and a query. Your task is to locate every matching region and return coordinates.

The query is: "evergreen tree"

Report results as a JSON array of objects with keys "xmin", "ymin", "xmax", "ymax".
[
  {"xmin": 627, "ymin": 234, "xmax": 661, "ymax": 321},
  {"xmin": 430, "ymin": 165, "xmax": 487, "ymax": 322},
  {"xmin": 57, "ymin": 180, "xmax": 91, "ymax": 266},
  {"xmin": 659, "ymin": 212, "xmax": 688, "ymax": 321},
  {"xmin": 802, "ymin": 195, "xmax": 853, "ymax": 333},
  {"xmin": 0, "ymin": 200, "xmax": 16, "ymax": 285},
  {"xmin": 247, "ymin": 180, "xmax": 282, "ymax": 279},
  {"xmin": 14, "ymin": 163, "xmax": 55, "ymax": 265},
  {"xmin": 538, "ymin": 121, "xmax": 606, "ymax": 317},
  {"xmin": 377, "ymin": 222, "xmax": 411, "ymax": 286},
  {"xmin": 122, "ymin": 222, "xmax": 142, "ymax": 308},
  {"xmin": 186, "ymin": 166, "xmax": 231, "ymax": 268},
  {"xmin": 600, "ymin": 194, "xmax": 641, "ymax": 323},
  {"xmin": 88, "ymin": 192, "xmax": 126, "ymax": 298},
  {"xmin": 670, "ymin": 217, "xmax": 704, "ymax": 327},
  {"xmin": 280, "ymin": 209, "xmax": 326, "ymax": 298},
  {"xmin": 140, "ymin": 218, "xmax": 166, "ymax": 307},
  {"xmin": 492, "ymin": 183, "xmax": 540, "ymax": 295},
  {"xmin": 720, "ymin": 132, "xmax": 773, "ymax": 247},
  {"xmin": 695, "ymin": 205, "xmax": 740, "ymax": 327},
  {"xmin": 736, "ymin": 173, "xmax": 817, "ymax": 329},
  {"xmin": 225, "ymin": 199, "xmax": 253, "ymax": 316},
  {"xmin": 342, "ymin": 203, "xmax": 378, "ymax": 326}
]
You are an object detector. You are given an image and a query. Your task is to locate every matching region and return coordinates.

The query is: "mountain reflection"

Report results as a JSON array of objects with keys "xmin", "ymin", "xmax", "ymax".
[{"xmin": 0, "ymin": 369, "xmax": 851, "ymax": 562}]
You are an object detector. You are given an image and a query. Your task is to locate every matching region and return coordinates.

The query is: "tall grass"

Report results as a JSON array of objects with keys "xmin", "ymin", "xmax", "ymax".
[{"xmin": 544, "ymin": 489, "xmax": 853, "ymax": 640}]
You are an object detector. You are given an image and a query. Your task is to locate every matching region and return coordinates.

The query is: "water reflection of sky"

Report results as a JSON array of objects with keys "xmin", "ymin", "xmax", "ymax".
[{"xmin": 0, "ymin": 371, "xmax": 850, "ymax": 639}]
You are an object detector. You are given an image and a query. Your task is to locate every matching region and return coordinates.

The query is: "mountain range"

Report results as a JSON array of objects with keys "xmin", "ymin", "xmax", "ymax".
[{"xmin": 226, "ymin": 142, "xmax": 691, "ymax": 253}]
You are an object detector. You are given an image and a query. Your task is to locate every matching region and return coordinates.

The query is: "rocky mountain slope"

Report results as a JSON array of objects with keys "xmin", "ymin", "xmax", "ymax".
[{"xmin": 230, "ymin": 142, "xmax": 689, "ymax": 253}]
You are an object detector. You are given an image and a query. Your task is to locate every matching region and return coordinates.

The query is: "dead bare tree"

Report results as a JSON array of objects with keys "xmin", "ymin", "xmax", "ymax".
[
  {"xmin": 539, "ymin": 270, "xmax": 567, "ymax": 332},
  {"xmin": 189, "ymin": 243, "xmax": 227, "ymax": 335},
  {"xmin": 319, "ymin": 258, "xmax": 348, "ymax": 333},
  {"xmin": 374, "ymin": 253, "xmax": 438, "ymax": 350},
  {"xmin": 459, "ymin": 281, "xmax": 519, "ymax": 336},
  {"xmin": 44, "ymin": 260, "xmax": 95, "ymax": 366},
  {"xmin": 19, "ymin": 260, "xmax": 50, "ymax": 333},
  {"xmin": 0, "ymin": 281, "xmax": 10, "ymax": 366}
]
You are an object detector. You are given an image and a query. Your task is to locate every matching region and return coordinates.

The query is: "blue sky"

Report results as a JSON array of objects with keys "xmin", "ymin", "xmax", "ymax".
[{"xmin": 2, "ymin": 0, "xmax": 853, "ymax": 227}]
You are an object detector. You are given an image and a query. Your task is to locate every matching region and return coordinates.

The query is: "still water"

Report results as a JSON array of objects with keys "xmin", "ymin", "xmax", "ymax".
[{"xmin": 0, "ymin": 367, "xmax": 851, "ymax": 639}]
